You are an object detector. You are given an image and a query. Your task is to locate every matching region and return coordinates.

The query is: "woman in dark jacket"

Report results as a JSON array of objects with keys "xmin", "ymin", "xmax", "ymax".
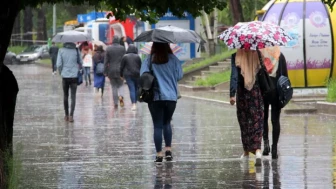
[
  {"xmin": 92, "ymin": 46, "xmax": 106, "ymax": 97},
  {"xmin": 260, "ymin": 48, "xmax": 288, "ymax": 159},
  {"xmin": 230, "ymin": 49, "xmax": 264, "ymax": 166},
  {"xmin": 120, "ymin": 44, "xmax": 142, "ymax": 110}
]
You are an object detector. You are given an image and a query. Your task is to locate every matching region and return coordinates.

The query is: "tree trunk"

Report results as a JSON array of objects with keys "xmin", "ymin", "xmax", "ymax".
[
  {"xmin": 23, "ymin": 6, "xmax": 33, "ymax": 46},
  {"xmin": 12, "ymin": 11, "xmax": 21, "ymax": 46},
  {"xmin": 202, "ymin": 10, "xmax": 216, "ymax": 55},
  {"xmin": 0, "ymin": 3, "xmax": 19, "ymax": 188},
  {"xmin": 36, "ymin": 8, "xmax": 47, "ymax": 41},
  {"xmin": 213, "ymin": 8, "xmax": 218, "ymax": 45},
  {"xmin": 229, "ymin": 0, "xmax": 244, "ymax": 25}
]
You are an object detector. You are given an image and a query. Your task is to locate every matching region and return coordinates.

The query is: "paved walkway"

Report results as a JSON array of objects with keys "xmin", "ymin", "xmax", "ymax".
[{"xmin": 9, "ymin": 64, "xmax": 336, "ymax": 188}]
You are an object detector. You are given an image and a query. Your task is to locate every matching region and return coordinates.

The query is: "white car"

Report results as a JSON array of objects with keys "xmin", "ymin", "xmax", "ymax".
[{"xmin": 16, "ymin": 45, "xmax": 50, "ymax": 62}]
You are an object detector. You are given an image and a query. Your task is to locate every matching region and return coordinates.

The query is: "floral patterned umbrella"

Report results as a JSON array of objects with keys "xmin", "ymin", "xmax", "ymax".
[{"xmin": 218, "ymin": 21, "xmax": 292, "ymax": 50}]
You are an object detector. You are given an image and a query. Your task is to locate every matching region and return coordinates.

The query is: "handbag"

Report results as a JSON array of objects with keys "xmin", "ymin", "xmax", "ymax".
[
  {"xmin": 76, "ymin": 49, "xmax": 83, "ymax": 85},
  {"xmin": 257, "ymin": 50, "xmax": 276, "ymax": 101},
  {"xmin": 138, "ymin": 56, "xmax": 155, "ymax": 103}
]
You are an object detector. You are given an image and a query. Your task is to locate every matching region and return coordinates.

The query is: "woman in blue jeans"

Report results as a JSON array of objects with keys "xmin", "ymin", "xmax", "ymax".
[
  {"xmin": 120, "ymin": 44, "xmax": 141, "ymax": 110},
  {"xmin": 140, "ymin": 42, "xmax": 183, "ymax": 165}
]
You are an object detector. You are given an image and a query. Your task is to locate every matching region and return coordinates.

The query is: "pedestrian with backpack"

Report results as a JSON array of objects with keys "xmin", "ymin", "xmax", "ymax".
[
  {"xmin": 93, "ymin": 45, "xmax": 106, "ymax": 97},
  {"xmin": 260, "ymin": 46, "xmax": 291, "ymax": 159},
  {"xmin": 140, "ymin": 42, "xmax": 183, "ymax": 166}
]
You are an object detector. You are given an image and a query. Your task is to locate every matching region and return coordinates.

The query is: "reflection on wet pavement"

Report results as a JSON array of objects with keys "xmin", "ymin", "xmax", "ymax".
[{"xmin": 9, "ymin": 64, "xmax": 336, "ymax": 188}]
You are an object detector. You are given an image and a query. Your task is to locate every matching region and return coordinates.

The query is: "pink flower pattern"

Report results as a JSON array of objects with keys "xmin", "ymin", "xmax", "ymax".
[{"xmin": 218, "ymin": 21, "xmax": 292, "ymax": 50}]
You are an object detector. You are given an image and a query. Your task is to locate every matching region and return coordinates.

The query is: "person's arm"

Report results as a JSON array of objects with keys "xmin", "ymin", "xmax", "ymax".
[
  {"xmin": 104, "ymin": 50, "xmax": 109, "ymax": 76},
  {"xmin": 56, "ymin": 50, "xmax": 62, "ymax": 72},
  {"xmin": 120, "ymin": 55, "xmax": 126, "ymax": 78},
  {"xmin": 278, "ymin": 53, "xmax": 288, "ymax": 77},
  {"xmin": 175, "ymin": 57, "xmax": 183, "ymax": 81},
  {"xmin": 230, "ymin": 53, "xmax": 238, "ymax": 98},
  {"xmin": 140, "ymin": 56, "xmax": 150, "ymax": 76}
]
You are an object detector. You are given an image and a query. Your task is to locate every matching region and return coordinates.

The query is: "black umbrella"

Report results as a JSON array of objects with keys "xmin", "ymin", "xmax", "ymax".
[{"xmin": 134, "ymin": 25, "xmax": 205, "ymax": 43}]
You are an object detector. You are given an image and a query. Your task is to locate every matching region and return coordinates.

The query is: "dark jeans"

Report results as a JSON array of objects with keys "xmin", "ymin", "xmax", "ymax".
[
  {"xmin": 148, "ymin": 101, "xmax": 177, "ymax": 152},
  {"xmin": 263, "ymin": 97, "xmax": 281, "ymax": 147},
  {"xmin": 51, "ymin": 57, "xmax": 57, "ymax": 72},
  {"xmin": 125, "ymin": 77, "xmax": 139, "ymax": 104},
  {"xmin": 62, "ymin": 78, "xmax": 78, "ymax": 116}
]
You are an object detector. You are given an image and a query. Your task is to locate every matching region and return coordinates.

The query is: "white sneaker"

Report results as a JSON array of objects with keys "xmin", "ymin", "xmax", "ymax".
[
  {"xmin": 255, "ymin": 151, "xmax": 262, "ymax": 166},
  {"xmin": 131, "ymin": 104, "xmax": 136, "ymax": 111}
]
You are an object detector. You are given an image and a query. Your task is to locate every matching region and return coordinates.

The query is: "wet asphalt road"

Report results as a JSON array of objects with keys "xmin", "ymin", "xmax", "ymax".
[{"xmin": 8, "ymin": 64, "xmax": 336, "ymax": 188}]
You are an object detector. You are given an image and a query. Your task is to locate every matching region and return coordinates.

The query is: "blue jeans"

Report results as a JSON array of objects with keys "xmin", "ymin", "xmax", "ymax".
[
  {"xmin": 83, "ymin": 67, "xmax": 91, "ymax": 83},
  {"xmin": 125, "ymin": 77, "xmax": 139, "ymax": 104},
  {"xmin": 148, "ymin": 101, "xmax": 176, "ymax": 152}
]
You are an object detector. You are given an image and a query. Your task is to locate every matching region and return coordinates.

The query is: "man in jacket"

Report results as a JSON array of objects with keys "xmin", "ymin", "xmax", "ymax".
[
  {"xmin": 104, "ymin": 36, "xmax": 126, "ymax": 108},
  {"xmin": 49, "ymin": 42, "xmax": 59, "ymax": 75}
]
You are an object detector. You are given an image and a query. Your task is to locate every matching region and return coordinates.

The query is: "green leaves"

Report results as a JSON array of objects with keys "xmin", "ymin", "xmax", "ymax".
[
  {"xmin": 322, "ymin": 0, "xmax": 336, "ymax": 11},
  {"xmin": 18, "ymin": 0, "xmax": 226, "ymax": 23}
]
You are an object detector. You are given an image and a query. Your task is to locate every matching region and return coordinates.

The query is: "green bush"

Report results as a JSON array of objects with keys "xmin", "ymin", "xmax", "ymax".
[
  {"xmin": 194, "ymin": 70, "xmax": 231, "ymax": 87},
  {"xmin": 327, "ymin": 78, "xmax": 336, "ymax": 102},
  {"xmin": 8, "ymin": 46, "xmax": 26, "ymax": 54},
  {"xmin": 183, "ymin": 50, "xmax": 235, "ymax": 73}
]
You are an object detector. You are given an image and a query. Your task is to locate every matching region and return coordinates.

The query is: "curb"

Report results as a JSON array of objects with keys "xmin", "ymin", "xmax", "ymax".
[{"xmin": 181, "ymin": 95, "xmax": 231, "ymax": 105}]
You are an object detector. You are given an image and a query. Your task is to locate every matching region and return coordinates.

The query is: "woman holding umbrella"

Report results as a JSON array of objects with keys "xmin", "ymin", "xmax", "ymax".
[
  {"xmin": 140, "ymin": 42, "xmax": 183, "ymax": 165},
  {"xmin": 221, "ymin": 21, "xmax": 292, "ymax": 166},
  {"xmin": 230, "ymin": 49, "xmax": 264, "ymax": 166}
]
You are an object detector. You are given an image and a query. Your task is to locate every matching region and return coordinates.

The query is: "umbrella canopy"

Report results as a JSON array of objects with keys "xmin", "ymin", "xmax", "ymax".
[
  {"xmin": 52, "ymin": 30, "xmax": 92, "ymax": 43},
  {"xmin": 134, "ymin": 25, "xmax": 204, "ymax": 43},
  {"xmin": 139, "ymin": 42, "xmax": 183, "ymax": 56},
  {"xmin": 218, "ymin": 21, "xmax": 292, "ymax": 50}
]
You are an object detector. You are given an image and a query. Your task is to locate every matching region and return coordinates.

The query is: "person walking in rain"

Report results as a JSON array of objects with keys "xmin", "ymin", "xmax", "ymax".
[
  {"xmin": 260, "ymin": 47, "xmax": 288, "ymax": 159},
  {"xmin": 92, "ymin": 45, "xmax": 106, "ymax": 97},
  {"xmin": 120, "ymin": 44, "xmax": 141, "ymax": 111},
  {"xmin": 230, "ymin": 49, "xmax": 264, "ymax": 166},
  {"xmin": 82, "ymin": 46, "xmax": 92, "ymax": 86},
  {"xmin": 49, "ymin": 42, "xmax": 59, "ymax": 75},
  {"xmin": 57, "ymin": 42, "xmax": 82, "ymax": 122},
  {"xmin": 140, "ymin": 42, "xmax": 183, "ymax": 166},
  {"xmin": 104, "ymin": 36, "xmax": 126, "ymax": 108}
]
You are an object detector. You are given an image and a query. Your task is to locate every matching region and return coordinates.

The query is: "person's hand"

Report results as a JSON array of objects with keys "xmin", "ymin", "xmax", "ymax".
[{"xmin": 230, "ymin": 96, "xmax": 236, "ymax": 106}]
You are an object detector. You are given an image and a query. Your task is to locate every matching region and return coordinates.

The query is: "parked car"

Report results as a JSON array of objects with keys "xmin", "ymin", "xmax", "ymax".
[
  {"xmin": 4, "ymin": 51, "xmax": 17, "ymax": 64},
  {"xmin": 16, "ymin": 45, "xmax": 50, "ymax": 63}
]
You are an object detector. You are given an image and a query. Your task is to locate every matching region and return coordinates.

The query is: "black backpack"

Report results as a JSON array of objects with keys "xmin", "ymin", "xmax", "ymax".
[
  {"xmin": 138, "ymin": 56, "xmax": 155, "ymax": 103},
  {"xmin": 277, "ymin": 65, "xmax": 293, "ymax": 108}
]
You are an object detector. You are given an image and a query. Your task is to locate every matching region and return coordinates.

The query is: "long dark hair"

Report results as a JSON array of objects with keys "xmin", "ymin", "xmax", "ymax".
[{"xmin": 150, "ymin": 42, "xmax": 173, "ymax": 64}]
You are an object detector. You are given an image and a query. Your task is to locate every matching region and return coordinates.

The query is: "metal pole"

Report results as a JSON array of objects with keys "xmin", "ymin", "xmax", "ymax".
[{"xmin": 53, "ymin": 4, "xmax": 56, "ymax": 35}]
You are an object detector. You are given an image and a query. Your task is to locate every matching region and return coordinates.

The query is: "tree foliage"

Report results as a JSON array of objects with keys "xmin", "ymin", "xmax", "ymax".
[
  {"xmin": 322, "ymin": 0, "xmax": 336, "ymax": 9},
  {"xmin": 17, "ymin": 0, "xmax": 227, "ymax": 24}
]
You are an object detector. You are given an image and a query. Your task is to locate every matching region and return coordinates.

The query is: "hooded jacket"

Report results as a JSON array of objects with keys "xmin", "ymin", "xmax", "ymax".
[
  {"xmin": 120, "ymin": 44, "xmax": 141, "ymax": 78},
  {"xmin": 56, "ymin": 42, "xmax": 82, "ymax": 78},
  {"xmin": 104, "ymin": 36, "xmax": 126, "ymax": 79}
]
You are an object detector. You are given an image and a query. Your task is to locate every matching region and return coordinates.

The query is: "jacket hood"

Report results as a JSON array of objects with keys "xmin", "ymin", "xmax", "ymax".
[
  {"xmin": 63, "ymin": 42, "xmax": 76, "ymax": 49},
  {"xmin": 126, "ymin": 44, "xmax": 138, "ymax": 54},
  {"xmin": 112, "ymin": 36, "xmax": 120, "ymax": 44}
]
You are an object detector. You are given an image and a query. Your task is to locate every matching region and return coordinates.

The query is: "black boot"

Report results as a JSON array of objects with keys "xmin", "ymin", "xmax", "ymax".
[
  {"xmin": 272, "ymin": 145, "xmax": 278, "ymax": 159},
  {"xmin": 263, "ymin": 139, "xmax": 270, "ymax": 156}
]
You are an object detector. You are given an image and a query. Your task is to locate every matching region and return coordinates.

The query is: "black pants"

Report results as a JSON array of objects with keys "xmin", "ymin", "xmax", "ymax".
[
  {"xmin": 51, "ymin": 57, "xmax": 57, "ymax": 72},
  {"xmin": 62, "ymin": 78, "xmax": 77, "ymax": 116},
  {"xmin": 263, "ymin": 96, "xmax": 281, "ymax": 147}
]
